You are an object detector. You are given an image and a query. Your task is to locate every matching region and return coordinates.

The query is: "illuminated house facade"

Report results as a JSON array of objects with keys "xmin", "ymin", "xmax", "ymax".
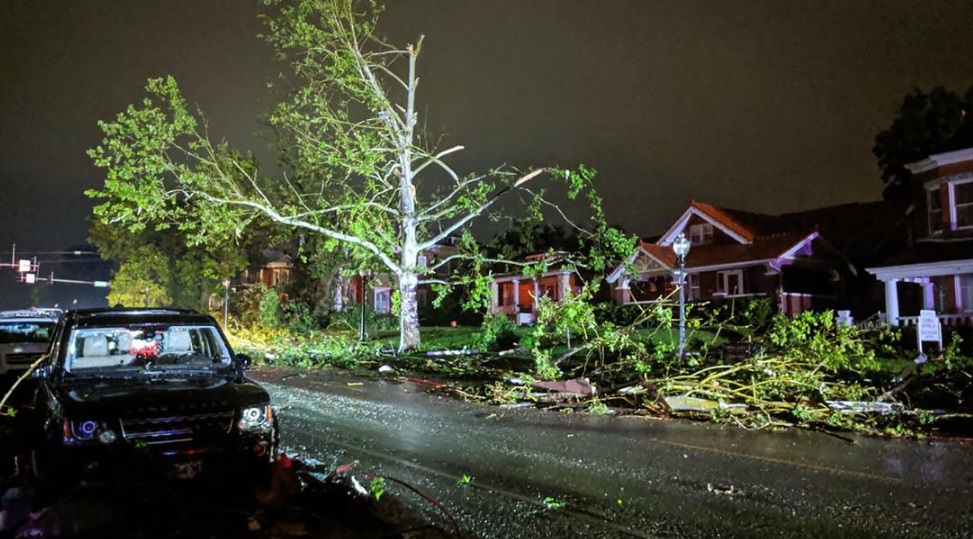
[
  {"xmin": 337, "ymin": 236, "xmax": 463, "ymax": 314},
  {"xmin": 606, "ymin": 201, "xmax": 853, "ymax": 315},
  {"xmin": 489, "ymin": 252, "xmax": 581, "ymax": 325},
  {"xmin": 867, "ymin": 148, "xmax": 973, "ymax": 327}
]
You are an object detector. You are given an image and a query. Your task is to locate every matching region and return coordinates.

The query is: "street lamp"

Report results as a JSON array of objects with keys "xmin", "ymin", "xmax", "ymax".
[
  {"xmin": 222, "ymin": 278, "xmax": 231, "ymax": 329},
  {"xmin": 672, "ymin": 232, "xmax": 691, "ymax": 360}
]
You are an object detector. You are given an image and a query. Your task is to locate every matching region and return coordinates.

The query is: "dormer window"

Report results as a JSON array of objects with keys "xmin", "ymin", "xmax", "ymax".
[
  {"xmin": 928, "ymin": 186, "xmax": 943, "ymax": 236},
  {"xmin": 954, "ymin": 180, "xmax": 973, "ymax": 229},
  {"xmin": 688, "ymin": 223, "xmax": 713, "ymax": 245}
]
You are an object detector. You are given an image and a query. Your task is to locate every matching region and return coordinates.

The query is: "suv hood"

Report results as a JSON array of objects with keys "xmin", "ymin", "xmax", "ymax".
[{"xmin": 55, "ymin": 374, "xmax": 269, "ymax": 416}]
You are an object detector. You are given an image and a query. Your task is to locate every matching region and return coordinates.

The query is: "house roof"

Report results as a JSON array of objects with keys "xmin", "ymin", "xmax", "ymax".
[
  {"xmin": 905, "ymin": 147, "xmax": 973, "ymax": 174},
  {"xmin": 779, "ymin": 200, "xmax": 911, "ymax": 266},
  {"xmin": 873, "ymin": 238, "xmax": 973, "ymax": 268},
  {"xmin": 689, "ymin": 201, "xmax": 785, "ymax": 241},
  {"xmin": 609, "ymin": 198, "xmax": 900, "ymax": 283},
  {"xmin": 609, "ymin": 231, "xmax": 821, "ymax": 283},
  {"xmin": 691, "ymin": 232, "xmax": 818, "ymax": 269}
]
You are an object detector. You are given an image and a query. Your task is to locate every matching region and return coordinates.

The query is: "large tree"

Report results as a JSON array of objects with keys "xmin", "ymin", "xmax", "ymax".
[
  {"xmin": 87, "ymin": 0, "xmax": 624, "ymax": 351},
  {"xmin": 88, "ymin": 218, "xmax": 253, "ymax": 310},
  {"xmin": 873, "ymin": 86, "xmax": 973, "ymax": 199}
]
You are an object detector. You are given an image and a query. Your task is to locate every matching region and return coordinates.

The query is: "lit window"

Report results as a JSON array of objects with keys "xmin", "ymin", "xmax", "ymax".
[{"xmin": 953, "ymin": 181, "xmax": 973, "ymax": 229}]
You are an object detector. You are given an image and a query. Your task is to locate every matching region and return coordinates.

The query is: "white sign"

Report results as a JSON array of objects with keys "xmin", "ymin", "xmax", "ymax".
[
  {"xmin": 18, "ymin": 259, "xmax": 31, "ymax": 273},
  {"xmin": 24, "ymin": 273, "xmax": 35, "ymax": 284},
  {"xmin": 917, "ymin": 309, "xmax": 942, "ymax": 352}
]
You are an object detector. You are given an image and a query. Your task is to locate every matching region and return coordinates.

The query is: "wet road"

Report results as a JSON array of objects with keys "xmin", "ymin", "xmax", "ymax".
[{"xmin": 252, "ymin": 367, "xmax": 973, "ymax": 538}]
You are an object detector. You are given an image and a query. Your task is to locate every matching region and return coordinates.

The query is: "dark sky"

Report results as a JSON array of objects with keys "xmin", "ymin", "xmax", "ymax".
[{"xmin": 2, "ymin": 0, "xmax": 973, "ymax": 304}]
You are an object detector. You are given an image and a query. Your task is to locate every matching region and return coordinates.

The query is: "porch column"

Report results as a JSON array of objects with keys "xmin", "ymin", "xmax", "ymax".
[
  {"xmin": 512, "ymin": 278, "xmax": 520, "ymax": 310},
  {"xmin": 490, "ymin": 281, "xmax": 499, "ymax": 314},
  {"xmin": 533, "ymin": 279, "xmax": 540, "ymax": 311},
  {"xmin": 559, "ymin": 272, "xmax": 571, "ymax": 301},
  {"xmin": 619, "ymin": 279, "xmax": 631, "ymax": 305},
  {"xmin": 921, "ymin": 278, "xmax": 936, "ymax": 311},
  {"xmin": 884, "ymin": 279, "xmax": 900, "ymax": 327}
]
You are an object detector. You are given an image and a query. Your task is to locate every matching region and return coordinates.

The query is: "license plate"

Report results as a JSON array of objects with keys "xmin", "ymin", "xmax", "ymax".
[{"xmin": 171, "ymin": 459, "xmax": 203, "ymax": 480}]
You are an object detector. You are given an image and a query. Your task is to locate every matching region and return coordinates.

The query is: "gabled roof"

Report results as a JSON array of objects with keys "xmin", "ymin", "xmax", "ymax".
[{"xmin": 657, "ymin": 200, "xmax": 787, "ymax": 245}]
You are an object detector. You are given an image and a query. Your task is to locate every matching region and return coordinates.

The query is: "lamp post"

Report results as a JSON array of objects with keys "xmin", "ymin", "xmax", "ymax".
[
  {"xmin": 222, "ymin": 278, "xmax": 231, "ymax": 329},
  {"xmin": 672, "ymin": 233, "xmax": 691, "ymax": 360},
  {"xmin": 358, "ymin": 270, "xmax": 372, "ymax": 342}
]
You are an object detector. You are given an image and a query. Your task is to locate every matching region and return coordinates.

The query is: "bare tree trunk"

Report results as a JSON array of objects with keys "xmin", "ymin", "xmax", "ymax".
[{"xmin": 398, "ymin": 269, "xmax": 420, "ymax": 351}]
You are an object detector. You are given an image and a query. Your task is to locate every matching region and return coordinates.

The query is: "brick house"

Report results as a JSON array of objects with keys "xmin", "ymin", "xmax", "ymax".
[
  {"xmin": 489, "ymin": 251, "xmax": 581, "ymax": 325},
  {"xmin": 606, "ymin": 201, "xmax": 854, "ymax": 314},
  {"xmin": 866, "ymin": 147, "xmax": 973, "ymax": 327}
]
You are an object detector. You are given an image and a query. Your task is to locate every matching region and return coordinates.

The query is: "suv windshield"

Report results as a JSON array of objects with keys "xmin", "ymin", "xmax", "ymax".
[
  {"xmin": 0, "ymin": 321, "xmax": 55, "ymax": 344},
  {"xmin": 65, "ymin": 323, "xmax": 232, "ymax": 375}
]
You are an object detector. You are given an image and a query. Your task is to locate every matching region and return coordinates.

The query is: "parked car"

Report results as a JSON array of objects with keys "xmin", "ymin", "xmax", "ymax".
[
  {"xmin": 0, "ymin": 308, "xmax": 61, "ymax": 377},
  {"xmin": 23, "ymin": 308, "xmax": 277, "ymax": 490}
]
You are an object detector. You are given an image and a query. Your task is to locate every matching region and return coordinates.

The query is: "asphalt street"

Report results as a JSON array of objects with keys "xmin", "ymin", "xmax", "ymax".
[{"xmin": 252, "ymin": 367, "xmax": 973, "ymax": 539}]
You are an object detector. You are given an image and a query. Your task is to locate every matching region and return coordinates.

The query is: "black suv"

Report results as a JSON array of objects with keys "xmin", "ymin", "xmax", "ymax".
[{"xmin": 24, "ymin": 308, "xmax": 277, "ymax": 487}]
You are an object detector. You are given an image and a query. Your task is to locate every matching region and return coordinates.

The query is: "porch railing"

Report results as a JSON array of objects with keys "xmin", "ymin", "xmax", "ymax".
[{"xmin": 897, "ymin": 314, "xmax": 973, "ymax": 328}]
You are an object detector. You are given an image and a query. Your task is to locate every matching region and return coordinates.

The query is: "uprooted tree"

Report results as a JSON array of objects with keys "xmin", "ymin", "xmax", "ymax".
[{"xmin": 87, "ymin": 0, "xmax": 630, "ymax": 352}]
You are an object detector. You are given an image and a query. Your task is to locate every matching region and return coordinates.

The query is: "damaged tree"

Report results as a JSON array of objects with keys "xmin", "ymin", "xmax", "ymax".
[{"xmin": 87, "ymin": 0, "xmax": 613, "ymax": 352}]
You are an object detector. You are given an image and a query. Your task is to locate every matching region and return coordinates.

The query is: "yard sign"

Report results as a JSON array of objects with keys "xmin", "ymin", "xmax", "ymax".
[{"xmin": 916, "ymin": 309, "xmax": 942, "ymax": 353}]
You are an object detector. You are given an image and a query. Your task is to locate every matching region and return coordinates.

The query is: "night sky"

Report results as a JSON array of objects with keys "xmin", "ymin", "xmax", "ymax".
[{"xmin": 2, "ymin": 0, "xmax": 973, "ymax": 307}]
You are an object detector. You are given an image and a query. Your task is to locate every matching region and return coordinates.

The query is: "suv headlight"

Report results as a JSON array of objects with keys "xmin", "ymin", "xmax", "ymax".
[
  {"xmin": 63, "ymin": 419, "xmax": 117, "ymax": 445},
  {"xmin": 238, "ymin": 404, "xmax": 272, "ymax": 432}
]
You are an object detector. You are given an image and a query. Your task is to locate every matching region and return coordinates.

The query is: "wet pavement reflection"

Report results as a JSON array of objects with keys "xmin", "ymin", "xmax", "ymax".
[{"xmin": 254, "ymin": 366, "xmax": 973, "ymax": 539}]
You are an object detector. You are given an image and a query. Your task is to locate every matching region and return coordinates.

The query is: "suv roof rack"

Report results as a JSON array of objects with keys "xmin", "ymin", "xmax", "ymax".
[{"xmin": 0, "ymin": 308, "xmax": 62, "ymax": 319}]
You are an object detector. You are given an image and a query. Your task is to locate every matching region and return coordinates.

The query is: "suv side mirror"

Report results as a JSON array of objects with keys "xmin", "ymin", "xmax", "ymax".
[{"xmin": 236, "ymin": 354, "xmax": 252, "ymax": 372}]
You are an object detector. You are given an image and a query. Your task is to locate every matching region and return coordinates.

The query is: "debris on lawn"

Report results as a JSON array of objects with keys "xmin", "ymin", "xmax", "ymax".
[
  {"xmin": 826, "ymin": 401, "xmax": 904, "ymax": 415},
  {"xmin": 426, "ymin": 347, "xmax": 479, "ymax": 357}
]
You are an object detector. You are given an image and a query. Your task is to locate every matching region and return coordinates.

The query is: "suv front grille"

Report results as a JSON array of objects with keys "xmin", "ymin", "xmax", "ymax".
[
  {"xmin": 4, "ymin": 353, "xmax": 43, "ymax": 367},
  {"xmin": 120, "ymin": 404, "xmax": 235, "ymax": 448}
]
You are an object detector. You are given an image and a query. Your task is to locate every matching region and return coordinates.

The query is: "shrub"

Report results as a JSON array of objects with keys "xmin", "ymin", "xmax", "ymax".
[
  {"xmin": 473, "ymin": 313, "xmax": 519, "ymax": 352},
  {"xmin": 258, "ymin": 286, "xmax": 282, "ymax": 330}
]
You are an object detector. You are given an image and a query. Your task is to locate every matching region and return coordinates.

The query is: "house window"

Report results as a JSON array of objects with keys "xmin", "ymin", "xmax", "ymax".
[
  {"xmin": 688, "ymin": 273, "xmax": 699, "ymax": 300},
  {"xmin": 375, "ymin": 289, "xmax": 391, "ymax": 314},
  {"xmin": 960, "ymin": 274, "xmax": 973, "ymax": 312},
  {"xmin": 545, "ymin": 285, "xmax": 558, "ymax": 301},
  {"xmin": 689, "ymin": 223, "xmax": 714, "ymax": 245},
  {"xmin": 716, "ymin": 270, "xmax": 744, "ymax": 295},
  {"xmin": 272, "ymin": 268, "xmax": 290, "ymax": 286},
  {"xmin": 953, "ymin": 180, "xmax": 973, "ymax": 229},
  {"xmin": 928, "ymin": 187, "xmax": 942, "ymax": 235}
]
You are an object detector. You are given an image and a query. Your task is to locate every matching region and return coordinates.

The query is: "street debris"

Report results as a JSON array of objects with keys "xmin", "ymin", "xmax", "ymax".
[
  {"xmin": 826, "ymin": 401, "xmax": 904, "ymax": 415},
  {"xmin": 0, "ymin": 452, "xmax": 459, "ymax": 539},
  {"xmin": 532, "ymin": 378, "xmax": 595, "ymax": 397},
  {"xmin": 707, "ymin": 483, "xmax": 744, "ymax": 498}
]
